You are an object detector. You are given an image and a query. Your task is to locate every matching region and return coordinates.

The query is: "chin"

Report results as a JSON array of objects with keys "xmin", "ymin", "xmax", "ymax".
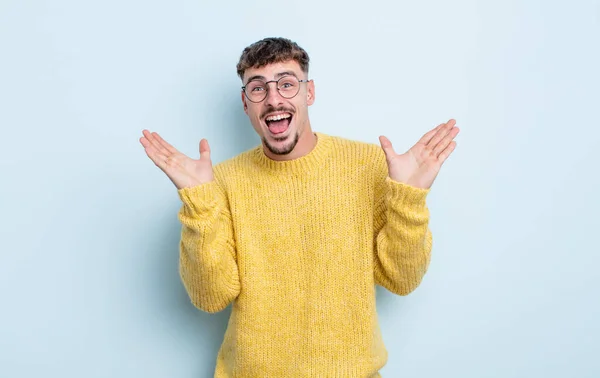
[{"xmin": 263, "ymin": 131, "xmax": 299, "ymax": 155}]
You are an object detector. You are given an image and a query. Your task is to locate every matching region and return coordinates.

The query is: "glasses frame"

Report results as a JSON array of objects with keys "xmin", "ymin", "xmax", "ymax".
[{"xmin": 241, "ymin": 76, "xmax": 310, "ymax": 103}]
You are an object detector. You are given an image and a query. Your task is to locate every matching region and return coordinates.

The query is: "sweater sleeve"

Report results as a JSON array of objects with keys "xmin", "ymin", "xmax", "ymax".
[
  {"xmin": 373, "ymin": 152, "xmax": 433, "ymax": 296},
  {"xmin": 177, "ymin": 180, "xmax": 241, "ymax": 313}
]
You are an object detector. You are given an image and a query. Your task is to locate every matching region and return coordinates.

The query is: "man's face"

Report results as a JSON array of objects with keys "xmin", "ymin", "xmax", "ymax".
[{"xmin": 241, "ymin": 60, "xmax": 315, "ymax": 156}]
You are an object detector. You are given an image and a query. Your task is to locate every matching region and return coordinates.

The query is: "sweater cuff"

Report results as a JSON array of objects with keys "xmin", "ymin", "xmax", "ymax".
[
  {"xmin": 385, "ymin": 176, "xmax": 430, "ymax": 210},
  {"xmin": 177, "ymin": 181, "xmax": 219, "ymax": 216}
]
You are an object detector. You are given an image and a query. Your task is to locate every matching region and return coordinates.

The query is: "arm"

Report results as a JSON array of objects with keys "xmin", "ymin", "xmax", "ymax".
[
  {"xmin": 374, "ymin": 119, "xmax": 458, "ymax": 294},
  {"xmin": 373, "ymin": 152, "xmax": 433, "ymax": 295},
  {"xmin": 177, "ymin": 179, "xmax": 241, "ymax": 313},
  {"xmin": 138, "ymin": 130, "xmax": 240, "ymax": 312}
]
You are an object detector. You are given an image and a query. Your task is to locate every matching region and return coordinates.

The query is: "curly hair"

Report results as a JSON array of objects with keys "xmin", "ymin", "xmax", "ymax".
[{"xmin": 236, "ymin": 37, "xmax": 310, "ymax": 80}]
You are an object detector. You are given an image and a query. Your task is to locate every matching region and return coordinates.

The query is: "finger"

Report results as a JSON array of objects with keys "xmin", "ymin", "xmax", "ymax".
[
  {"xmin": 153, "ymin": 132, "xmax": 179, "ymax": 155},
  {"xmin": 438, "ymin": 141, "xmax": 457, "ymax": 163},
  {"xmin": 378, "ymin": 135, "xmax": 396, "ymax": 159},
  {"xmin": 142, "ymin": 130, "xmax": 168, "ymax": 156},
  {"xmin": 140, "ymin": 136, "xmax": 168, "ymax": 169},
  {"xmin": 418, "ymin": 122, "xmax": 446, "ymax": 145},
  {"xmin": 427, "ymin": 119, "xmax": 457, "ymax": 150},
  {"xmin": 433, "ymin": 126, "xmax": 460, "ymax": 157},
  {"xmin": 149, "ymin": 131, "xmax": 172, "ymax": 156},
  {"xmin": 199, "ymin": 139, "xmax": 211, "ymax": 161}
]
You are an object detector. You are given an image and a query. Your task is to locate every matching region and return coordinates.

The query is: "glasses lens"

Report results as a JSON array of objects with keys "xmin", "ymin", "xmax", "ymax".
[
  {"xmin": 277, "ymin": 76, "xmax": 300, "ymax": 98},
  {"xmin": 244, "ymin": 76, "xmax": 303, "ymax": 102},
  {"xmin": 245, "ymin": 80, "xmax": 267, "ymax": 102}
]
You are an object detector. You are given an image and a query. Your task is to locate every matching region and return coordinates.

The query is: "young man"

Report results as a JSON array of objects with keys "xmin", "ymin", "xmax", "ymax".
[{"xmin": 140, "ymin": 37, "xmax": 459, "ymax": 377}]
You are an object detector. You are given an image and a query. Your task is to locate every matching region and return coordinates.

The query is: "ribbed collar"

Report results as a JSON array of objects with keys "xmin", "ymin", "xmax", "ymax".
[{"xmin": 251, "ymin": 132, "xmax": 334, "ymax": 175}]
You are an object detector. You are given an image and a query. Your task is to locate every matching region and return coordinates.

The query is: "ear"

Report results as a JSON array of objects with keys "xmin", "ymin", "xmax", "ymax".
[
  {"xmin": 306, "ymin": 80, "xmax": 315, "ymax": 106},
  {"xmin": 241, "ymin": 91, "xmax": 248, "ymax": 114}
]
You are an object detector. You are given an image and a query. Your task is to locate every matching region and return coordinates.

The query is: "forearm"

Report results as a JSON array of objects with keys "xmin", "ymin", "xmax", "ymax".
[
  {"xmin": 374, "ymin": 177, "xmax": 432, "ymax": 295},
  {"xmin": 177, "ymin": 181, "xmax": 241, "ymax": 313}
]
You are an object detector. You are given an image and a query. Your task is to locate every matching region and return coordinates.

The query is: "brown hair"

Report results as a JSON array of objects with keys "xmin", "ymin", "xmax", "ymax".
[{"xmin": 236, "ymin": 37, "xmax": 310, "ymax": 80}]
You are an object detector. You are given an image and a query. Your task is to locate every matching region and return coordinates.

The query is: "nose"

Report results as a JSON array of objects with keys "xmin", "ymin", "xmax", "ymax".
[{"xmin": 264, "ymin": 82, "xmax": 284, "ymax": 107}]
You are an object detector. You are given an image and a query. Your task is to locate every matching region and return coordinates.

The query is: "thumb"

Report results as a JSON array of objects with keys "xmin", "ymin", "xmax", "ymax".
[
  {"xmin": 379, "ymin": 135, "xmax": 395, "ymax": 158},
  {"xmin": 199, "ymin": 138, "xmax": 211, "ymax": 161}
]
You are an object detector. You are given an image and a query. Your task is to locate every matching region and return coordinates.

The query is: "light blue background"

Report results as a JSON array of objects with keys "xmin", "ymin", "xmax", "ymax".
[{"xmin": 1, "ymin": 1, "xmax": 599, "ymax": 377}]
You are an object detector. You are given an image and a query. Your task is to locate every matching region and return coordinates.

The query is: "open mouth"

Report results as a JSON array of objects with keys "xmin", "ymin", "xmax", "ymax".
[{"xmin": 265, "ymin": 113, "xmax": 293, "ymax": 135}]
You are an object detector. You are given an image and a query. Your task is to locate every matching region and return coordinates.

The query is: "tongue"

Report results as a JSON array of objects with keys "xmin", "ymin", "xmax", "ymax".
[{"xmin": 268, "ymin": 118, "xmax": 290, "ymax": 134}]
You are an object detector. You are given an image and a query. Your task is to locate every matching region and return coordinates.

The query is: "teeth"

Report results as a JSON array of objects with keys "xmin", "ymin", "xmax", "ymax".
[{"xmin": 266, "ymin": 113, "xmax": 291, "ymax": 121}]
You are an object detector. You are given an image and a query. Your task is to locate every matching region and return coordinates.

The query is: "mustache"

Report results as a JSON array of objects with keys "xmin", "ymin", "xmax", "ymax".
[{"xmin": 261, "ymin": 107, "xmax": 295, "ymax": 120}]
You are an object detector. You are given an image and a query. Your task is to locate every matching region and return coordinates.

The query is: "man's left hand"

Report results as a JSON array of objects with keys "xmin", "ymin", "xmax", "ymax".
[{"xmin": 379, "ymin": 119, "xmax": 460, "ymax": 190}]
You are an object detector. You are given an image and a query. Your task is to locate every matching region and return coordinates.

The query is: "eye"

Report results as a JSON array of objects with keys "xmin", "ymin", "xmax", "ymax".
[
  {"xmin": 279, "ymin": 79, "xmax": 297, "ymax": 89},
  {"xmin": 247, "ymin": 81, "xmax": 267, "ymax": 93}
]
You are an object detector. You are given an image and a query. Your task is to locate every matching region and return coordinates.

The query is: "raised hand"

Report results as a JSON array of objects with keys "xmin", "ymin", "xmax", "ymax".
[
  {"xmin": 139, "ymin": 130, "xmax": 214, "ymax": 189},
  {"xmin": 379, "ymin": 119, "xmax": 459, "ymax": 190}
]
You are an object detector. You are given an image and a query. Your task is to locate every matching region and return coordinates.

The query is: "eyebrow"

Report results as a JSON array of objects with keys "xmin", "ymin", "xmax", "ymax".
[{"xmin": 245, "ymin": 71, "xmax": 300, "ymax": 84}]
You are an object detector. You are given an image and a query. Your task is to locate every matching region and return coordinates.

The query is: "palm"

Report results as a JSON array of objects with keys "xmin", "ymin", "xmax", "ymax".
[
  {"xmin": 164, "ymin": 151, "xmax": 213, "ymax": 189},
  {"xmin": 140, "ymin": 130, "xmax": 214, "ymax": 189},
  {"xmin": 387, "ymin": 143, "xmax": 441, "ymax": 189},
  {"xmin": 379, "ymin": 119, "xmax": 460, "ymax": 189}
]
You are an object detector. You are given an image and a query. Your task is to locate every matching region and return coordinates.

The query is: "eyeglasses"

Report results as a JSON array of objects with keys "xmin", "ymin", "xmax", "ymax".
[{"xmin": 242, "ymin": 76, "xmax": 310, "ymax": 103}]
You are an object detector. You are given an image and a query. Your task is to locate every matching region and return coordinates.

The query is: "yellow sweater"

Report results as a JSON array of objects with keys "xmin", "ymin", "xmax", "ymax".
[{"xmin": 176, "ymin": 132, "xmax": 433, "ymax": 377}]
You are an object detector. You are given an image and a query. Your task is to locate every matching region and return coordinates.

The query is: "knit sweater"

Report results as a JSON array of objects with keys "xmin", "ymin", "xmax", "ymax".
[{"xmin": 176, "ymin": 131, "xmax": 433, "ymax": 378}]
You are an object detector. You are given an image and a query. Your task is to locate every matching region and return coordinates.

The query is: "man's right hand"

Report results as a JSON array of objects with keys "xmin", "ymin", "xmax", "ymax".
[{"xmin": 139, "ymin": 130, "xmax": 214, "ymax": 189}]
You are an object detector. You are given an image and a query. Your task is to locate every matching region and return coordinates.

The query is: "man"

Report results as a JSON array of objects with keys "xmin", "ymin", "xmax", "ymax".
[{"xmin": 139, "ymin": 37, "xmax": 459, "ymax": 377}]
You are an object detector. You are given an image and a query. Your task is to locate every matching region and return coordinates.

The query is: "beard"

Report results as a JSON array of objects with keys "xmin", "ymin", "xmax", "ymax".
[{"xmin": 262, "ymin": 131, "xmax": 300, "ymax": 155}]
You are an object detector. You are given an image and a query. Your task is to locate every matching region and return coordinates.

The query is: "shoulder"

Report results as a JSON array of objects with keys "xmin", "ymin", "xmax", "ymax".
[
  {"xmin": 214, "ymin": 147, "xmax": 257, "ymax": 170},
  {"xmin": 210, "ymin": 145, "xmax": 260, "ymax": 187},
  {"xmin": 324, "ymin": 133, "xmax": 387, "ymax": 166},
  {"xmin": 323, "ymin": 133, "xmax": 389, "ymax": 198}
]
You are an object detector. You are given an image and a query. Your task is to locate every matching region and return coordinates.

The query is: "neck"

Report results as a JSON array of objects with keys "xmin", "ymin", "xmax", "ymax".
[{"xmin": 263, "ymin": 125, "xmax": 318, "ymax": 161}]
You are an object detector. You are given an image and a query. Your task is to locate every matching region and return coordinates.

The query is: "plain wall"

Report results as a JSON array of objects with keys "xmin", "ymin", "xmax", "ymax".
[{"xmin": 1, "ymin": 0, "xmax": 599, "ymax": 377}]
